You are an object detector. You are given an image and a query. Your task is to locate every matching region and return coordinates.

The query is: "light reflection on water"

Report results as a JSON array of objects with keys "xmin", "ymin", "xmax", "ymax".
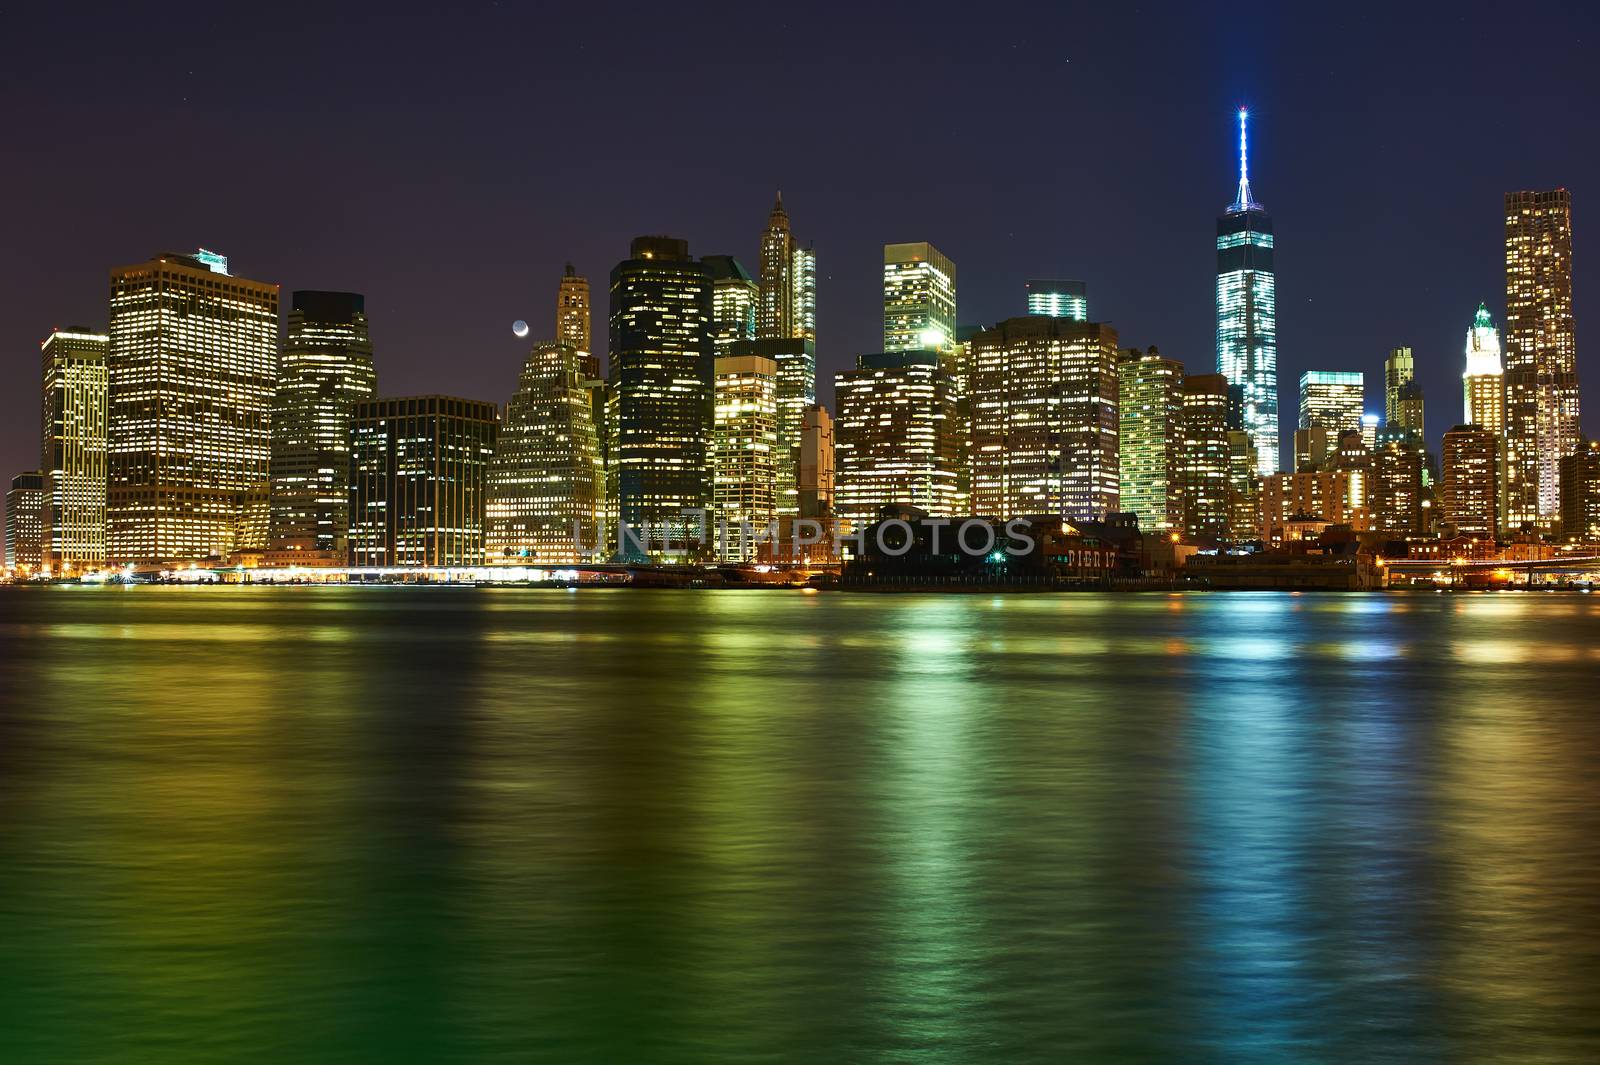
[{"xmin": 1, "ymin": 587, "xmax": 1598, "ymax": 1063}]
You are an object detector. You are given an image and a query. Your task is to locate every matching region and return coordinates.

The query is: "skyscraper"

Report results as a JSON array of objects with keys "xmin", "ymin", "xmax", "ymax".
[
  {"xmin": 968, "ymin": 318, "xmax": 1120, "ymax": 522},
  {"xmin": 1384, "ymin": 347, "xmax": 1414, "ymax": 425},
  {"xmin": 107, "ymin": 251, "xmax": 279, "ymax": 564},
  {"xmin": 5, "ymin": 472, "xmax": 46, "ymax": 573},
  {"xmin": 268, "ymin": 291, "xmax": 376, "ymax": 563},
  {"xmin": 1117, "ymin": 347, "xmax": 1184, "ymax": 531},
  {"xmin": 834, "ymin": 351, "xmax": 963, "ymax": 524},
  {"xmin": 883, "ymin": 242, "xmax": 957, "ymax": 353},
  {"xmin": 712, "ymin": 354, "xmax": 779, "ymax": 559},
  {"xmin": 486, "ymin": 343, "xmax": 602, "ymax": 564},
  {"xmin": 729, "ymin": 338, "xmax": 815, "ymax": 518},
  {"xmin": 1180, "ymin": 373, "xmax": 1232, "ymax": 541},
  {"xmin": 1463, "ymin": 303, "xmax": 1505, "ymax": 431},
  {"xmin": 704, "ymin": 255, "xmax": 758, "ymax": 354},
  {"xmin": 39, "ymin": 328, "xmax": 108, "ymax": 574},
  {"xmin": 350, "ymin": 396, "xmax": 499, "ymax": 567},
  {"xmin": 1024, "ymin": 279, "xmax": 1087, "ymax": 321},
  {"xmin": 1298, "ymin": 371, "xmax": 1364, "ymax": 435},
  {"xmin": 1371, "ymin": 428, "xmax": 1425, "ymax": 536},
  {"xmin": 798, "ymin": 404, "xmax": 834, "ymax": 521},
  {"xmin": 611, "ymin": 236, "xmax": 715, "ymax": 557},
  {"xmin": 758, "ymin": 193, "xmax": 795, "ymax": 340},
  {"xmin": 556, "ymin": 264, "xmax": 594, "ymax": 375},
  {"xmin": 791, "ymin": 244, "xmax": 817, "ymax": 344},
  {"xmin": 1441, "ymin": 424, "xmax": 1499, "ymax": 538},
  {"xmin": 1559, "ymin": 442, "xmax": 1600, "ymax": 542},
  {"xmin": 1504, "ymin": 189, "xmax": 1580, "ymax": 526},
  {"xmin": 1215, "ymin": 108, "xmax": 1278, "ymax": 476}
]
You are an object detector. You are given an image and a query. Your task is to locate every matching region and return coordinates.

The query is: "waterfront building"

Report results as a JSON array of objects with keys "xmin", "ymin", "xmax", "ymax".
[
  {"xmin": 1024, "ymin": 279, "xmax": 1087, "ymax": 321},
  {"xmin": 1117, "ymin": 347, "xmax": 1184, "ymax": 531},
  {"xmin": 712, "ymin": 354, "xmax": 779, "ymax": 559},
  {"xmin": 729, "ymin": 338, "xmax": 815, "ymax": 517},
  {"xmin": 1226, "ymin": 429, "xmax": 1260, "ymax": 540},
  {"xmin": 5, "ymin": 472, "xmax": 46, "ymax": 572},
  {"xmin": 39, "ymin": 328, "xmax": 108, "ymax": 574},
  {"xmin": 487, "ymin": 343, "xmax": 602, "ymax": 564},
  {"xmin": 610, "ymin": 236, "xmax": 715, "ymax": 557},
  {"xmin": 834, "ymin": 350, "xmax": 962, "ymax": 524},
  {"xmin": 350, "ymin": 396, "xmax": 499, "ymax": 567},
  {"xmin": 1299, "ymin": 371, "xmax": 1364, "ymax": 437},
  {"xmin": 1441, "ymin": 424, "xmax": 1499, "ymax": 539},
  {"xmin": 1371, "ymin": 428, "xmax": 1425, "ymax": 536},
  {"xmin": 268, "ymin": 291, "xmax": 376, "ymax": 563},
  {"xmin": 1504, "ymin": 189, "xmax": 1580, "ymax": 526},
  {"xmin": 556, "ymin": 264, "xmax": 595, "ymax": 376},
  {"xmin": 798, "ymin": 403, "xmax": 835, "ymax": 521},
  {"xmin": 704, "ymin": 255, "xmax": 758, "ymax": 354},
  {"xmin": 968, "ymin": 317, "xmax": 1120, "ymax": 522},
  {"xmin": 1463, "ymin": 303, "xmax": 1505, "ymax": 432},
  {"xmin": 884, "ymin": 242, "xmax": 957, "ymax": 353},
  {"xmin": 107, "ymin": 250, "xmax": 278, "ymax": 563},
  {"xmin": 1559, "ymin": 441, "xmax": 1600, "ymax": 542},
  {"xmin": 1259, "ymin": 469, "xmax": 1366, "ymax": 544},
  {"xmin": 1180, "ymin": 373, "xmax": 1231, "ymax": 540},
  {"xmin": 1215, "ymin": 108, "xmax": 1278, "ymax": 476}
]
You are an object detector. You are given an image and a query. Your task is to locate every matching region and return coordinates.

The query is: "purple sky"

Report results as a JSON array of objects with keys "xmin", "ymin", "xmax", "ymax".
[{"xmin": 3, "ymin": 1, "xmax": 1595, "ymax": 481}]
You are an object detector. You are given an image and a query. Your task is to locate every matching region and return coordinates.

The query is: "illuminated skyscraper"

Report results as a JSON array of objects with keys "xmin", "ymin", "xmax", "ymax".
[
  {"xmin": 106, "ymin": 251, "xmax": 279, "ymax": 564},
  {"xmin": 712, "ymin": 354, "xmax": 779, "ymax": 559},
  {"xmin": 350, "ymin": 396, "xmax": 499, "ymax": 567},
  {"xmin": 486, "ymin": 343, "xmax": 602, "ymax": 564},
  {"xmin": 1215, "ymin": 108, "xmax": 1278, "ymax": 476},
  {"xmin": 1371, "ymin": 428, "xmax": 1425, "ymax": 536},
  {"xmin": 792, "ymin": 244, "xmax": 817, "ymax": 344},
  {"xmin": 798, "ymin": 404, "xmax": 834, "ymax": 521},
  {"xmin": 611, "ymin": 236, "xmax": 715, "ymax": 557},
  {"xmin": 1384, "ymin": 347, "xmax": 1413, "ymax": 425},
  {"xmin": 729, "ymin": 338, "xmax": 815, "ymax": 517},
  {"xmin": 556, "ymin": 264, "xmax": 594, "ymax": 375},
  {"xmin": 268, "ymin": 291, "xmax": 376, "ymax": 563},
  {"xmin": 1117, "ymin": 347, "xmax": 1184, "ymax": 531},
  {"xmin": 883, "ymin": 242, "xmax": 957, "ymax": 353},
  {"xmin": 1504, "ymin": 189, "xmax": 1580, "ymax": 526},
  {"xmin": 1181, "ymin": 373, "xmax": 1232, "ymax": 540},
  {"xmin": 1226, "ymin": 430, "xmax": 1259, "ymax": 540},
  {"xmin": 758, "ymin": 193, "xmax": 795, "ymax": 340},
  {"xmin": 1024, "ymin": 279, "xmax": 1087, "ymax": 321},
  {"xmin": 1441, "ymin": 424, "xmax": 1499, "ymax": 538},
  {"xmin": 5, "ymin": 472, "xmax": 46, "ymax": 572},
  {"xmin": 39, "ymin": 328, "xmax": 108, "ymax": 574},
  {"xmin": 1463, "ymin": 303, "xmax": 1505, "ymax": 431},
  {"xmin": 704, "ymin": 255, "xmax": 758, "ymax": 354},
  {"xmin": 834, "ymin": 351, "xmax": 962, "ymax": 524},
  {"xmin": 968, "ymin": 318, "xmax": 1120, "ymax": 521},
  {"xmin": 1559, "ymin": 442, "xmax": 1600, "ymax": 542},
  {"xmin": 1298, "ymin": 371, "xmax": 1364, "ymax": 435}
]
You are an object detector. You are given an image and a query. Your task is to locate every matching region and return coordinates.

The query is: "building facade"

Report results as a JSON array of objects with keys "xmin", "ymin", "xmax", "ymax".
[
  {"xmin": 968, "ymin": 317, "xmax": 1120, "ymax": 522},
  {"xmin": 556, "ymin": 263, "xmax": 593, "ymax": 370},
  {"xmin": 834, "ymin": 351, "xmax": 963, "ymax": 524},
  {"xmin": 40, "ymin": 328, "xmax": 108, "ymax": 573},
  {"xmin": 106, "ymin": 251, "xmax": 278, "ymax": 563},
  {"xmin": 1117, "ymin": 347, "xmax": 1185, "ymax": 531},
  {"xmin": 1181, "ymin": 373, "xmax": 1232, "ymax": 541},
  {"xmin": 728, "ymin": 338, "xmax": 814, "ymax": 518},
  {"xmin": 610, "ymin": 236, "xmax": 715, "ymax": 557},
  {"xmin": 704, "ymin": 255, "xmax": 758, "ymax": 354},
  {"xmin": 1441, "ymin": 424, "xmax": 1499, "ymax": 539},
  {"xmin": 1216, "ymin": 109, "xmax": 1278, "ymax": 477},
  {"xmin": 883, "ymin": 242, "xmax": 956, "ymax": 353},
  {"xmin": 349, "ymin": 396, "xmax": 499, "ymax": 567},
  {"xmin": 1503, "ymin": 189, "xmax": 1580, "ymax": 527},
  {"xmin": 1371, "ymin": 429, "xmax": 1426, "ymax": 536},
  {"xmin": 1463, "ymin": 302, "xmax": 1505, "ymax": 432},
  {"xmin": 5, "ymin": 472, "xmax": 46, "ymax": 572},
  {"xmin": 798, "ymin": 404, "xmax": 835, "ymax": 521},
  {"xmin": 268, "ymin": 291, "xmax": 376, "ymax": 563},
  {"xmin": 486, "ymin": 343, "xmax": 602, "ymax": 564},
  {"xmin": 712, "ymin": 354, "xmax": 779, "ymax": 560},
  {"xmin": 1559, "ymin": 442, "xmax": 1600, "ymax": 542},
  {"xmin": 1298, "ymin": 370, "xmax": 1364, "ymax": 435}
]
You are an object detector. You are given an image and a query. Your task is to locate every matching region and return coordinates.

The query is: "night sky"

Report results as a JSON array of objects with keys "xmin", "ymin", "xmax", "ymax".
[{"xmin": 4, "ymin": 2, "xmax": 1596, "ymax": 480}]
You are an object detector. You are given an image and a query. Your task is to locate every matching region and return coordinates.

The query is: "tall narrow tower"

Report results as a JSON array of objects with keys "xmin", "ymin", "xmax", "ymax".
[
  {"xmin": 1503, "ymin": 189, "xmax": 1579, "ymax": 527},
  {"xmin": 1215, "ymin": 108, "xmax": 1278, "ymax": 476},
  {"xmin": 556, "ymin": 264, "xmax": 594, "ymax": 376},
  {"xmin": 758, "ymin": 193, "xmax": 794, "ymax": 340}
]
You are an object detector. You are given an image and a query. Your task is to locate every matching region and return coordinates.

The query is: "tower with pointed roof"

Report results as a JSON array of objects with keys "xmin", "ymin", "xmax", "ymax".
[
  {"xmin": 758, "ymin": 192, "xmax": 794, "ymax": 339},
  {"xmin": 1215, "ymin": 108, "xmax": 1279, "ymax": 476}
]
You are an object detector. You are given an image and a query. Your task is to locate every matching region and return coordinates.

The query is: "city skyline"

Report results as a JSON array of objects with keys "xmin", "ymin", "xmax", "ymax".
[{"xmin": 4, "ymin": 5, "xmax": 1596, "ymax": 492}]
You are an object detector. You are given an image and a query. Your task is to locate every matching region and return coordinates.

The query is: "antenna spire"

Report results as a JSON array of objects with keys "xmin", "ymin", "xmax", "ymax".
[{"xmin": 1232, "ymin": 107, "xmax": 1259, "ymax": 211}]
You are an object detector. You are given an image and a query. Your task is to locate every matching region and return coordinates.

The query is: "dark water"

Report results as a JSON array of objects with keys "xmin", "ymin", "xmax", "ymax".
[{"xmin": 1, "ymin": 587, "xmax": 1598, "ymax": 1063}]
